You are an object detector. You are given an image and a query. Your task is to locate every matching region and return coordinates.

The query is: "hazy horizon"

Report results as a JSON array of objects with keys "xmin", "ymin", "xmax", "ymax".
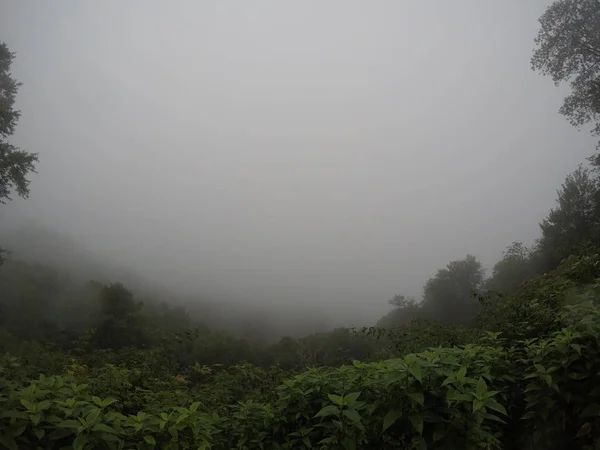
[{"xmin": 1, "ymin": 0, "xmax": 598, "ymax": 328}]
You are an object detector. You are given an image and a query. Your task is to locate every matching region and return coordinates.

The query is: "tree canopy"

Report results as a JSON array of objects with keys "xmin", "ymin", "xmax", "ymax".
[
  {"xmin": 0, "ymin": 42, "xmax": 38, "ymax": 265},
  {"xmin": 532, "ymin": 0, "xmax": 600, "ymax": 142}
]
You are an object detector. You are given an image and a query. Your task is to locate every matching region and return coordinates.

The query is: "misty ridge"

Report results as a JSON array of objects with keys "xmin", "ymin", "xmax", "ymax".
[{"xmin": 3, "ymin": 0, "xmax": 600, "ymax": 448}]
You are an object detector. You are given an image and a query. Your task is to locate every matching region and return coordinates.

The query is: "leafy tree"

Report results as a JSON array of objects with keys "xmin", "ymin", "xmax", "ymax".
[
  {"xmin": 422, "ymin": 254, "xmax": 485, "ymax": 323},
  {"xmin": 91, "ymin": 283, "xmax": 149, "ymax": 349},
  {"xmin": 0, "ymin": 43, "xmax": 38, "ymax": 265},
  {"xmin": 485, "ymin": 242, "xmax": 537, "ymax": 294},
  {"xmin": 532, "ymin": 0, "xmax": 600, "ymax": 142},
  {"xmin": 537, "ymin": 165, "xmax": 600, "ymax": 270}
]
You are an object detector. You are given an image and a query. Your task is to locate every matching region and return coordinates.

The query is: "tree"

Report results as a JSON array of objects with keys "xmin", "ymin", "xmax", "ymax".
[
  {"xmin": 485, "ymin": 242, "xmax": 537, "ymax": 294},
  {"xmin": 422, "ymin": 255, "xmax": 485, "ymax": 323},
  {"xmin": 537, "ymin": 165, "xmax": 600, "ymax": 269},
  {"xmin": 532, "ymin": 0, "xmax": 600, "ymax": 142},
  {"xmin": 0, "ymin": 43, "xmax": 38, "ymax": 265},
  {"xmin": 91, "ymin": 283, "xmax": 149, "ymax": 349}
]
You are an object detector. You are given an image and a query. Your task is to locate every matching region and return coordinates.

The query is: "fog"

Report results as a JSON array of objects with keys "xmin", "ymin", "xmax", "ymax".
[{"xmin": 0, "ymin": 0, "xmax": 598, "ymax": 328}]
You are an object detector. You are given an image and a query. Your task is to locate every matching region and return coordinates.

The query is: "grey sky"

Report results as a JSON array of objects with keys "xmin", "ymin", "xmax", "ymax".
[{"xmin": 1, "ymin": 0, "xmax": 597, "ymax": 326}]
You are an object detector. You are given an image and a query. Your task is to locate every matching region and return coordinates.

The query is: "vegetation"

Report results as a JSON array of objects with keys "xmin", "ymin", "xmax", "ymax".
[
  {"xmin": 2, "ymin": 0, "xmax": 600, "ymax": 448},
  {"xmin": 0, "ymin": 42, "xmax": 38, "ymax": 265}
]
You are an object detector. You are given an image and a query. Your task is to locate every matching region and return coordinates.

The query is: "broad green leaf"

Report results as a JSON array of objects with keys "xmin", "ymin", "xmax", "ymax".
[
  {"xmin": 144, "ymin": 436, "xmax": 157, "ymax": 446},
  {"xmin": 409, "ymin": 364, "xmax": 422, "ymax": 383},
  {"xmin": 92, "ymin": 423, "xmax": 117, "ymax": 434},
  {"xmin": 520, "ymin": 411, "xmax": 536, "ymax": 420},
  {"xmin": 302, "ymin": 437, "xmax": 311, "ymax": 448},
  {"xmin": 446, "ymin": 390, "xmax": 471, "ymax": 403},
  {"xmin": 314, "ymin": 405, "xmax": 340, "ymax": 418},
  {"xmin": 33, "ymin": 428, "xmax": 45, "ymax": 440},
  {"xmin": 327, "ymin": 394, "xmax": 344, "ymax": 406},
  {"xmin": 485, "ymin": 399, "xmax": 507, "ymax": 416},
  {"xmin": 472, "ymin": 399, "xmax": 485, "ymax": 413},
  {"xmin": 37, "ymin": 400, "xmax": 51, "ymax": 411},
  {"xmin": 86, "ymin": 408, "xmax": 101, "ymax": 425},
  {"xmin": 456, "ymin": 366, "xmax": 467, "ymax": 382},
  {"xmin": 483, "ymin": 413, "xmax": 507, "ymax": 424},
  {"xmin": 407, "ymin": 392, "xmax": 424, "ymax": 406},
  {"xmin": 441, "ymin": 375, "xmax": 455, "ymax": 387},
  {"xmin": 58, "ymin": 420, "xmax": 81, "ymax": 429},
  {"xmin": 475, "ymin": 377, "xmax": 487, "ymax": 396},
  {"xmin": 382, "ymin": 409, "xmax": 402, "ymax": 432},
  {"xmin": 73, "ymin": 434, "xmax": 88, "ymax": 450},
  {"xmin": 343, "ymin": 392, "xmax": 361, "ymax": 404},
  {"xmin": 19, "ymin": 399, "xmax": 34, "ymax": 411},
  {"xmin": 409, "ymin": 413, "xmax": 424, "ymax": 435},
  {"xmin": 102, "ymin": 398, "xmax": 117, "ymax": 408},
  {"xmin": 92, "ymin": 396, "xmax": 103, "ymax": 407},
  {"xmin": 342, "ymin": 409, "xmax": 362, "ymax": 424},
  {"xmin": 190, "ymin": 402, "xmax": 200, "ymax": 412}
]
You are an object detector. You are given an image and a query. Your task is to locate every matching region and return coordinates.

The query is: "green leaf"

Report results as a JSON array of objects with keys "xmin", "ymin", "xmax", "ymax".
[
  {"xmin": 144, "ymin": 436, "xmax": 156, "ymax": 446},
  {"xmin": 475, "ymin": 377, "xmax": 487, "ymax": 396},
  {"xmin": 382, "ymin": 409, "xmax": 402, "ymax": 432},
  {"xmin": 342, "ymin": 409, "xmax": 362, "ymax": 424},
  {"xmin": 314, "ymin": 405, "xmax": 340, "ymax": 418},
  {"xmin": 190, "ymin": 402, "xmax": 200, "ymax": 412},
  {"xmin": 520, "ymin": 411, "xmax": 536, "ymax": 420},
  {"xmin": 37, "ymin": 400, "xmax": 51, "ymax": 411},
  {"xmin": 456, "ymin": 366, "xmax": 467, "ymax": 381},
  {"xmin": 92, "ymin": 423, "xmax": 117, "ymax": 434},
  {"xmin": 302, "ymin": 437, "xmax": 311, "ymax": 448},
  {"xmin": 407, "ymin": 392, "xmax": 424, "ymax": 406},
  {"xmin": 327, "ymin": 394, "xmax": 344, "ymax": 406},
  {"xmin": 409, "ymin": 413, "xmax": 424, "ymax": 435},
  {"xmin": 102, "ymin": 398, "xmax": 117, "ymax": 408},
  {"xmin": 446, "ymin": 390, "xmax": 471, "ymax": 403},
  {"xmin": 409, "ymin": 364, "xmax": 422, "ymax": 383},
  {"xmin": 86, "ymin": 408, "xmax": 101, "ymax": 425},
  {"xmin": 570, "ymin": 343, "xmax": 582, "ymax": 355},
  {"xmin": 343, "ymin": 392, "xmax": 361, "ymax": 404},
  {"xmin": 19, "ymin": 399, "xmax": 34, "ymax": 411},
  {"xmin": 33, "ymin": 428, "xmax": 45, "ymax": 440},
  {"xmin": 92, "ymin": 396, "xmax": 103, "ymax": 407},
  {"xmin": 485, "ymin": 399, "xmax": 507, "ymax": 416},
  {"xmin": 473, "ymin": 399, "xmax": 485, "ymax": 413},
  {"xmin": 58, "ymin": 420, "xmax": 81, "ymax": 429},
  {"xmin": 73, "ymin": 434, "xmax": 88, "ymax": 450},
  {"xmin": 441, "ymin": 375, "xmax": 455, "ymax": 387}
]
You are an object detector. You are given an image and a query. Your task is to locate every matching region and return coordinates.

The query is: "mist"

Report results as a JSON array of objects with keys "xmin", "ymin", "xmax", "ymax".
[{"xmin": 1, "ymin": 0, "xmax": 597, "ymax": 330}]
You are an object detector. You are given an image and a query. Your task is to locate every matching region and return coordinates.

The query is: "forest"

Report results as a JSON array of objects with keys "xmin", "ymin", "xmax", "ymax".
[{"xmin": 2, "ymin": 0, "xmax": 600, "ymax": 449}]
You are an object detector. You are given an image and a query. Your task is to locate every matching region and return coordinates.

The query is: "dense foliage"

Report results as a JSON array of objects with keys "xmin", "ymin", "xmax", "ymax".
[{"xmin": 3, "ymin": 254, "xmax": 600, "ymax": 449}]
